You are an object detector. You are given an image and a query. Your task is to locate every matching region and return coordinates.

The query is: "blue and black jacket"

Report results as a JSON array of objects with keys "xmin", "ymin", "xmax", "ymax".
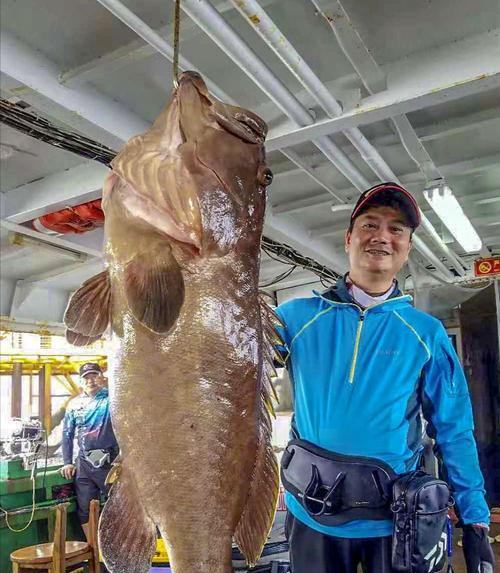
[
  {"xmin": 62, "ymin": 388, "xmax": 118, "ymax": 466},
  {"xmin": 275, "ymin": 277, "xmax": 489, "ymax": 538}
]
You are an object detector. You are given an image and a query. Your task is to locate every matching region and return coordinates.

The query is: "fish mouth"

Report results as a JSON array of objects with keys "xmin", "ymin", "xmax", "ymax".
[{"xmin": 177, "ymin": 71, "xmax": 267, "ymax": 144}]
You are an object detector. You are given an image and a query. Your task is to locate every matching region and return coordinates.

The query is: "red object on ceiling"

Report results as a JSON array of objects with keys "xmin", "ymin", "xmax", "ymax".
[{"xmin": 32, "ymin": 199, "xmax": 104, "ymax": 234}]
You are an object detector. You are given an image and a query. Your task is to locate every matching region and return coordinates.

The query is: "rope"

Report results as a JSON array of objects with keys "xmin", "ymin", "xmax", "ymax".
[{"xmin": 172, "ymin": 0, "xmax": 182, "ymax": 87}]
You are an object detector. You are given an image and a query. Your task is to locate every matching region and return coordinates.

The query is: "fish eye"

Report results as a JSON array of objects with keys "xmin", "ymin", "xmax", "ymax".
[{"xmin": 259, "ymin": 167, "xmax": 273, "ymax": 186}]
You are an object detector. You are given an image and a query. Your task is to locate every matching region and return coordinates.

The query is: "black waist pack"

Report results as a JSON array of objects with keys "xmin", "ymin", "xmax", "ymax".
[
  {"xmin": 391, "ymin": 471, "xmax": 454, "ymax": 573},
  {"xmin": 280, "ymin": 439, "xmax": 397, "ymax": 525}
]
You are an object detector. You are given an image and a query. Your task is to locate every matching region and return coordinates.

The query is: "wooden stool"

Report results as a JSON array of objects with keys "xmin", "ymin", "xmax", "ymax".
[{"xmin": 10, "ymin": 500, "xmax": 101, "ymax": 573}]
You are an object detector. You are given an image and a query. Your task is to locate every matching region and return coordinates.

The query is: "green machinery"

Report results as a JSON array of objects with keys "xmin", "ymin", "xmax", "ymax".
[{"xmin": 0, "ymin": 458, "xmax": 83, "ymax": 573}]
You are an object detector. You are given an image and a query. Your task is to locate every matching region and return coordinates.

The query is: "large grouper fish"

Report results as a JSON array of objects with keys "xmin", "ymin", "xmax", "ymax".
[{"xmin": 63, "ymin": 71, "xmax": 282, "ymax": 573}]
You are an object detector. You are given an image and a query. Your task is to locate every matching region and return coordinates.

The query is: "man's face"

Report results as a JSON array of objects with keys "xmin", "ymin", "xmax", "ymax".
[
  {"xmin": 345, "ymin": 206, "xmax": 412, "ymax": 278},
  {"xmin": 81, "ymin": 372, "xmax": 104, "ymax": 396}
]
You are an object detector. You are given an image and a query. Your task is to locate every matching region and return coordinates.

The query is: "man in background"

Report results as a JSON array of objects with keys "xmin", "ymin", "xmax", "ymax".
[{"xmin": 60, "ymin": 362, "xmax": 118, "ymax": 539}]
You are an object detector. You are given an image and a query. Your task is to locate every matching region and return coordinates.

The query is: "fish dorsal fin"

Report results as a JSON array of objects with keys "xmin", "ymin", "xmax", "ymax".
[
  {"xmin": 64, "ymin": 270, "xmax": 111, "ymax": 337},
  {"xmin": 233, "ymin": 293, "xmax": 281, "ymax": 566},
  {"xmin": 124, "ymin": 248, "xmax": 185, "ymax": 334},
  {"xmin": 65, "ymin": 329, "xmax": 101, "ymax": 347},
  {"xmin": 259, "ymin": 292, "xmax": 285, "ymax": 366}
]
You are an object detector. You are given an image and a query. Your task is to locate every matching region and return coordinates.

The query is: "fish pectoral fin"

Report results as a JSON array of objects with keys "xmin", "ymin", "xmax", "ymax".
[
  {"xmin": 64, "ymin": 270, "xmax": 111, "ymax": 337},
  {"xmin": 124, "ymin": 249, "xmax": 185, "ymax": 334},
  {"xmin": 65, "ymin": 329, "xmax": 101, "ymax": 347},
  {"xmin": 234, "ymin": 416, "xmax": 280, "ymax": 567},
  {"xmin": 99, "ymin": 466, "xmax": 156, "ymax": 573}
]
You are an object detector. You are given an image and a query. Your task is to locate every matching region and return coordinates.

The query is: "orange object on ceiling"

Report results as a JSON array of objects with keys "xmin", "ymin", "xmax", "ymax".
[{"xmin": 32, "ymin": 199, "xmax": 104, "ymax": 234}]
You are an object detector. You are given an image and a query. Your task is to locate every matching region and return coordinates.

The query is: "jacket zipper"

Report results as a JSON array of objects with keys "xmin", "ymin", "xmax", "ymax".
[
  {"xmin": 348, "ymin": 313, "xmax": 365, "ymax": 384},
  {"xmin": 314, "ymin": 292, "xmax": 412, "ymax": 385}
]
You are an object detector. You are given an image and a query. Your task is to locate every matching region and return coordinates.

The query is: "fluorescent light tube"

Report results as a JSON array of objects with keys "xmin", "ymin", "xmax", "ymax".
[{"xmin": 424, "ymin": 184, "xmax": 482, "ymax": 253}]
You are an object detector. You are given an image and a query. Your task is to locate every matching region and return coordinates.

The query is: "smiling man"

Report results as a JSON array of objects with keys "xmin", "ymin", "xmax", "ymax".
[{"xmin": 276, "ymin": 183, "xmax": 493, "ymax": 572}]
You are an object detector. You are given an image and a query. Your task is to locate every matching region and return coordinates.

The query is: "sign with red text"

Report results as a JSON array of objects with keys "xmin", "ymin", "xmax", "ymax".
[{"xmin": 474, "ymin": 256, "xmax": 500, "ymax": 277}]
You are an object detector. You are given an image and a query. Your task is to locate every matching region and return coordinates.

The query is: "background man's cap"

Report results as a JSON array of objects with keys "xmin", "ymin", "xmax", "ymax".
[
  {"xmin": 79, "ymin": 362, "xmax": 102, "ymax": 378},
  {"xmin": 350, "ymin": 182, "xmax": 421, "ymax": 228}
]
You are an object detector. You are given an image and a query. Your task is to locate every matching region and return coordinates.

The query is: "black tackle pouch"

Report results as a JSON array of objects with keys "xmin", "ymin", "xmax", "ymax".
[
  {"xmin": 391, "ymin": 470, "xmax": 454, "ymax": 573},
  {"xmin": 280, "ymin": 439, "xmax": 397, "ymax": 526}
]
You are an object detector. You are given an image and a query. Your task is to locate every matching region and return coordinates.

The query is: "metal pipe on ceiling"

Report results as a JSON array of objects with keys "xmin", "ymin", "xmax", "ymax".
[
  {"xmin": 179, "ymin": 0, "xmax": 455, "ymax": 279},
  {"xmin": 94, "ymin": 0, "xmax": 362, "ymax": 197},
  {"xmin": 177, "ymin": 0, "xmax": 369, "ymax": 191},
  {"xmin": 230, "ymin": 0, "xmax": 395, "ymax": 182},
  {"xmin": 93, "ymin": 0, "xmax": 455, "ymax": 279},
  {"xmin": 95, "ymin": 0, "xmax": 235, "ymax": 105},
  {"xmin": 230, "ymin": 0, "xmax": 465, "ymax": 277}
]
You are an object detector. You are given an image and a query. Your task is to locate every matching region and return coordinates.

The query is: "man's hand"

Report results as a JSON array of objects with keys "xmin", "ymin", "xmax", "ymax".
[
  {"xmin": 60, "ymin": 464, "xmax": 76, "ymax": 480},
  {"xmin": 462, "ymin": 525, "xmax": 495, "ymax": 573}
]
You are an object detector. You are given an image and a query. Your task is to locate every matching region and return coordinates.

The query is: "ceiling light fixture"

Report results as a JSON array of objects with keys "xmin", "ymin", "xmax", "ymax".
[{"xmin": 423, "ymin": 181, "xmax": 482, "ymax": 253}]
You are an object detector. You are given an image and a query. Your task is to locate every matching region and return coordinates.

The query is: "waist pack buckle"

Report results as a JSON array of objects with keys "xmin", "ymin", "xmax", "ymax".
[{"xmin": 300, "ymin": 465, "xmax": 346, "ymax": 516}]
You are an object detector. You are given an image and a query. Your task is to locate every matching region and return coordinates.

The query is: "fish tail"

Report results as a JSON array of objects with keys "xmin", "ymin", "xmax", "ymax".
[{"xmin": 99, "ymin": 462, "xmax": 157, "ymax": 573}]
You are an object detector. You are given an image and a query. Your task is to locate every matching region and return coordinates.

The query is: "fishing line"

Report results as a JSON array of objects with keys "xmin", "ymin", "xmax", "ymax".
[{"xmin": 172, "ymin": 0, "xmax": 182, "ymax": 87}]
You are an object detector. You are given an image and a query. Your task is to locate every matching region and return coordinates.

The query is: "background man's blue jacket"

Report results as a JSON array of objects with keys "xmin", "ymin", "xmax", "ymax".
[
  {"xmin": 275, "ymin": 278, "xmax": 489, "ymax": 538},
  {"xmin": 62, "ymin": 387, "xmax": 118, "ymax": 465}
]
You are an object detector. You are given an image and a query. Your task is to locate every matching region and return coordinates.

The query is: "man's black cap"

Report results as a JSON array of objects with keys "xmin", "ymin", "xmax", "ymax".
[
  {"xmin": 350, "ymin": 182, "xmax": 421, "ymax": 229},
  {"xmin": 79, "ymin": 362, "xmax": 102, "ymax": 378}
]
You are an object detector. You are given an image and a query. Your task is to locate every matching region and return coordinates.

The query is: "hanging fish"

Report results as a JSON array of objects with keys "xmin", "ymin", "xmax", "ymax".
[{"xmin": 64, "ymin": 71, "xmax": 282, "ymax": 573}]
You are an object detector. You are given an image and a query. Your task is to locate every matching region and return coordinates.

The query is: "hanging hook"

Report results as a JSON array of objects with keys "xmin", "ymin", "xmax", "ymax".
[{"xmin": 172, "ymin": 0, "xmax": 181, "ymax": 88}]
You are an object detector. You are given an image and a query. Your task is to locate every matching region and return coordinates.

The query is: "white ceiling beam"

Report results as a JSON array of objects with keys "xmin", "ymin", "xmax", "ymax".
[
  {"xmin": 311, "ymin": 0, "xmax": 387, "ymax": 93},
  {"xmin": 230, "ymin": 0, "xmax": 395, "ymax": 185},
  {"xmin": 313, "ymin": 208, "xmax": 500, "ymax": 240},
  {"xmin": 183, "ymin": 0, "xmax": 458, "ymax": 277},
  {"xmin": 0, "ymin": 220, "xmax": 102, "ymax": 258},
  {"xmin": 264, "ymin": 206, "xmax": 347, "ymax": 273},
  {"xmin": 390, "ymin": 114, "xmax": 442, "ymax": 182},
  {"xmin": 93, "ymin": 0, "xmax": 235, "ymax": 104},
  {"xmin": 473, "ymin": 214, "xmax": 500, "ymax": 227},
  {"xmin": 0, "ymin": 31, "xmax": 150, "ymax": 143},
  {"xmin": 442, "ymin": 154, "xmax": 500, "ymax": 176},
  {"xmin": 179, "ymin": 0, "xmax": 369, "ymax": 191},
  {"xmin": 266, "ymin": 30, "xmax": 500, "ymax": 151},
  {"xmin": 482, "ymin": 235, "xmax": 500, "ymax": 244},
  {"xmin": 0, "ymin": 244, "xmax": 32, "ymax": 263},
  {"xmin": 23, "ymin": 258, "xmax": 104, "ymax": 286},
  {"xmin": 474, "ymin": 195, "xmax": 500, "ymax": 206},
  {"xmin": 274, "ymin": 108, "xmax": 500, "ymax": 163},
  {"xmin": 0, "ymin": 316, "xmax": 66, "ymax": 335},
  {"xmin": 418, "ymin": 106, "xmax": 500, "ymax": 142},
  {"xmin": 273, "ymin": 154, "xmax": 500, "ymax": 215},
  {"xmin": 61, "ymin": 0, "xmax": 276, "ymax": 88},
  {"xmin": 2, "ymin": 162, "xmax": 109, "ymax": 223},
  {"xmin": 0, "ymin": 234, "xmax": 88, "ymax": 261},
  {"xmin": 9, "ymin": 280, "xmax": 35, "ymax": 318},
  {"xmin": 312, "ymin": 0, "xmax": 442, "ymax": 184},
  {"xmin": 279, "ymin": 149, "xmax": 344, "ymax": 202},
  {"xmin": 0, "ymin": 25, "xmax": 345, "ymax": 273}
]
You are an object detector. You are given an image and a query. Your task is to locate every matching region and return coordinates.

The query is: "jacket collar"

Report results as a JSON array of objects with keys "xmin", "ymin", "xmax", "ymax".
[
  {"xmin": 318, "ymin": 274, "xmax": 410, "ymax": 310},
  {"xmin": 84, "ymin": 388, "xmax": 108, "ymax": 399}
]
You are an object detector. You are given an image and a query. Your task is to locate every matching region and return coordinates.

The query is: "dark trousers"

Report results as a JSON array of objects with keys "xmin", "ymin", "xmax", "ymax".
[
  {"xmin": 286, "ymin": 513, "xmax": 394, "ymax": 573},
  {"xmin": 74, "ymin": 456, "xmax": 111, "ymax": 523}
]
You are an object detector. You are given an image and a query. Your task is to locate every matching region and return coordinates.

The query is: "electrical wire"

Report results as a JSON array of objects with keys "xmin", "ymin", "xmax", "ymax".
[
  {"xmin": 1, "ymin": 100, "xmax": 341, "ymax": 286},
  {"xmin": 259, "ymin": 265, "xmax": 296, "ymax": 288},
  {"xmin": 0, "ymin": 463, "xmax": 37, "ymax": 532},
  {"xmin": 0, "ymin": 99, "xmax": 115, "ymax": 166}
]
